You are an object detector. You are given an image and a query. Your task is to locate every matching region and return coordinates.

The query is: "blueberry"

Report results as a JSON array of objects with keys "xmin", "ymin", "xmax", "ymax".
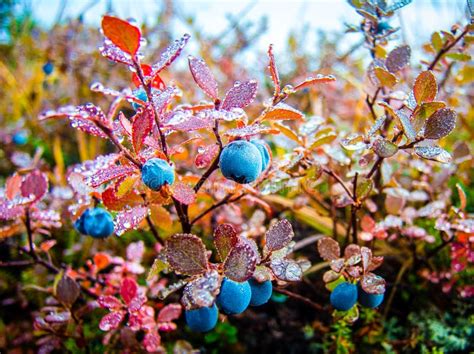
[
  {"xmin": 219, "ymin": 140, "xmax": 262, "ymax": 184},
  {"xmin": 81, "ymin": 208, "xmax": 115, "ymax": 238},
  {"xmin": 132, "ymin": 88, "xmax": 148, "ymax": 110},
  {"xmin": 358, "ymin": 284, "xmax": 384, "ymax": 308},
  {"xmin": 249, "ymin": 278, "xmax": 273, "ymax": 306},
  {"xmin": 216, "ymin": 278, "xmax": 251, "ymax": 314},
  {"xmin": 250, "ymin": 140, "xmax": 270, "ymax": 172},
  {"xmin": 42, "ymin": 61, "xmax": 54, "ymax": 75},
  {"xmin": 141, "ymin": 158, "xmax": 175, "ymax": 191},
  {"xmin": 377, "ymin": 21, "xmax": 391, "ymax": 33},
  {"xmin": 330, "ymin": 282, "xmax": 358, "ymax": 311},
  {"xmin": 12, "ymin": 131, "xmax": 28, "ymax": 145},
  {"xmin": 185, "ymin": 304, "xmax": 219, "ymax": 332},
  {"xmin": 74, "ymin": 210, "xmax": 89, "ymax": 235}
]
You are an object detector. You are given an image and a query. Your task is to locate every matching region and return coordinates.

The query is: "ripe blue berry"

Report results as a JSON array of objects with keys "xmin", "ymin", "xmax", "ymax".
[
  {"xmin": 377, "ymin": 21, "xmax": 391, "ymax": 33},
  {"xmin": 12, "ymin": 131, "xmax": 28, "ymax": 145},
  {"xmin": 250, "ymin": 140, "xmax": 270, "ymax": 172},
  {"xmin": 249, "ymin": 278, "xmax": 273, "ymax": 306},
  {"xmin": 42, "ymin": 61, "xmax": 54, "ymax": 75},
  {"xmin": 132, "ymin": 88, "xmax": 148, "ymax": 110},
  {"xmin": 219, "ymin": 140, "xmax": 262, "ymax": 184},
  {"xmin": 141, "ymin": 158, "xmax": 175, "ymax": 191},
  {"xmin": 185, "ymin": 304, "xmax": 219, "ymax": 332},
  {"xmin": 216, "ymin": 278, "xmax": 251, "ymax": 314},
  {"xmin": 80, "ymin": 208, "xmax": 115, "ymax": 238},
  {"xmin": 330, "ymin": 282, "xmax": 358, "ymax": 311},
  {"xmin": 358, "ymin": 284, "xmax": 384, "ymax": 308}
]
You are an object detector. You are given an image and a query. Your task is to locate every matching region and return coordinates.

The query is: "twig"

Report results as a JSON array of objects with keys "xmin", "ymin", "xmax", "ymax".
[
  {"xmin": 274, "ymin": 287, "xmax": 323, "ymax": 311},
  {"xmin": 382, "ymin": 259, "xmax": 412, "ymax": 320},
  {"xmin": 322, "ymin": 168, "xmax": 355, "ymax": 201},
  {"xmin": 190, "ymin": 193, "xmax": 244, "ymax": 225},
  {"xmin": 146, "ymin": 215, "xmax": 162, "ymax": 245},
  {"xmin": 427, "ymin": 26, "xmax": 469, "ymax": 71},
  {"xmin": 350, "ymin": 172, "xmax": 359, "ymax": 244}
]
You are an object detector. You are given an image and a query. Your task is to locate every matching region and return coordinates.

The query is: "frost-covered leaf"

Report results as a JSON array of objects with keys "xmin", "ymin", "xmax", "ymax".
[
  {"xmin": 373, "ymin": 139, "xmax": 398, "ymax": 158},
  {"xmin": 163, "ymin": 110, "xmax": 213, "ymax": 131},
  {"xmin": 374, "ymin": 67, "xmax": 397, "ymax": 88},
  {"xmin": 77, "ymin": 103, "xmax": 109, "ymax": 125},
  {"xmin": 157, "ymin": 303, "xmax": 182, "ymax": 322},
  {"xmin": 165, "ymin": 234, "xmax": 208, "ymax": 276},
  {"xmin": 317, "ymin": 237, "xmax": 341, "ymax": 261},
  {"xmin": 221, "ymin": 80, "xmax": 258, "ymax": 110},
  {"xmin": 45, "ymin": 311, "xmax": 71, "ymax": 323},
  {"xmin": 143, "ymin": 331, "xmax": 162, "ymax": 353},
  {"xmin": 264, "ymin": 219, "xmax": 294, "ymax": 253},
  {"xmin": 5, "ymin": 173, "xmax": 22, "ymax": 200},
  {"xmin": 360, "ymin": 247, "xmax": 372, "ymax": 272},
  {"xmin": 90, "ymin": 82, "xmax": 122, "ymax": 96},
  {"xmin": 69, "ymin": 116, "xmax": 108, "ymax": 138},
  {"xmin": 386, "ymin": 45, "xmax": 411, "ymax": 73},
  {"xmin": 21, "ymin": 170, "xmax": 48, "ymax": 202},
  {"xmin": 423, "ymin": 108, "xmax": 456, "ymax": 139},
  {"xmin": 196, "ymin": 108, "xmax": 245, "ymax": 122},
  {"xmin": 267, "ymin": 44, "xmax": 280, "ymax": 96},
  {"xmin": 172, "ymin": 183, "xmax": 196, "ymax": 205},
  {"xmin": 99, "ymin": 40, "xmax": 133, "ymax": 65},
  {"xmin": 195, "ymin": 144, "xmax": 220, "ymax": 169},
  {"xmin": 270, "ymin": 258, "xmax": 303, "ymax": 281},
  {"xmin": 132, "ymin": 107, "xmax": 154, "ymax": 152},
  {"xmin": 367, "ymin": 256, "xmax": 384, "ymax": 272},
  {"xmin": 98, "ymin": 295, "xmax": 123, "ymax": 310},
  {"xmin": 411, "ymin": 101, "xmax": 446, "ymax": 133},
  {"xmin": 147, "ymin": 256, "xmax": 168, "ymax": 281},
  {"xmin": 188, "ymin": 56, "xmax": 218, "ymax": 99},
  {"xmin": 39, "ymin": 105, "xmax": 77, "ymax": 121},
  {"xmin": 293, "ymin": 74, "xmax": 336, "ymax": 91},
  {"xmin": 224, "ymin": 124, "xmax": 278, "ymax": 138},
  {"xmin": 262, "ymin": 103, "xmax": 304, "ymax": 121},
  {"xmin": 413, "ymin": 71, "xmax": 437, "ymax": 104},
  {"xmin": 86, "ymin": 165, "xmax": 137, "ymax": 188},
  {"xmin": 223, "ymin": 241, "xmax": 257, "ymax": 282},
  {"xmin": 361, "ymin": 272, "xmax": 386, "ymax": 294},
  {"xmin": 150, "ymin": 34, "xmax": 190, "ymax": 76},
  {"xmin": 395, "ymin": 109, "xmax": 416, "ymax": 142},
  {"xmin": 181, "ymin": 270, "xmax": 219, "ymax": 309},
  {"xmin": 114, "ymin": 206, "xmax": 148, "ymax": 236},
  {"xmin": 55, "ymin": 275, "xmax": 79, "ymax": 307},
  {"xmin": 213, "ymin": 223, "xmax": 238, "ymax": 262},
  {"xmin": 414, "ymin": 145, "xmax": 452, "ymax": 163},
  {"xmin": 102, "ymin": 186, "xmax": 142, "ymax": 211},
  {"xmin": 99, "ymin": 310, "xmax": 125, "ymax": 331},
  {"xmin": 120, "ymin": 277, "xmax": 138, "ymax": 305},
  {"xmin": 152, "ymin": 86, "xmax": 181, "ymax": 115},
  {"xmin": 101, "ymin": 16, "xmax": 141, "ymax": 56}
]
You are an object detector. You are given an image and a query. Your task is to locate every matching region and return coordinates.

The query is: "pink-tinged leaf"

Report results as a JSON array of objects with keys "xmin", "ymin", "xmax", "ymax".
[
  {"xmin": 360, "ymin": 247, "xmax": 372, "ymax": 272},
  {"xmin": 172, "ymin": 183, "xmax": 196, "ymax": 205},
  {"xmin": 163, "ymin": 110, "xmax": 214, "ymax": 132},
  {"xmin": 317, "ymin": 237, "xmax": 341, "ymax": 261},
  {"xmin": 39, "ymin": 105, "xmax": 77, "ymax": 121},
  {"xmin": 323, "ymin": 270, "xmax": 340, "ymax": 283},
  {"xmin": 386, "ymin": 45, "xmax": 411, "ymax": 73},
  {"xmin": 86, "ymin": 165, "xmax": 137, "ymax": 188},
  {"xmin": 152, "ymin": 86, "xmax": 181, "ymax": 115},
  {"xmin": 44, "ymin": 312, "xmax": 71, "ymax": 323},
  {"xmin": 6, "ymin": 173, "xmax": 22, "ymax": 200},
  {"xmin": 270, "ymin": 258, "xmax": 303, "ymax": 281},
  {"xmin": 118, "ymin": 112, "xmax": 132, "ymax": 137},
  {"xmin": 101, "ymin": 16, "xmax": 141, "ymax": 56},
  {"xmin": 132, "ymin": 107, "xmax": 154, "ymax": 152},
  {"xmin": 268, "ymin": 44, "xmax": 281, "ymax": 97},
  {"xmin": 165, "ymin": 234, "xmax": 208, "ymax": 276},
  {"xmin": 195, "ymin": 144, "xmax": 220, "ymax": 169},
  {"xmin": 143, "ymin": 331, "xmax": 162, "ymax": 353},
  {"xmin": 188, "ymin": 56, "xmax": 218, "ymax": 99},
  {"xmin": 195, "ymin": 108, "xmax": 245, "ymax": 122},
  {"xmin": 413, "ymin": 71, "xmax": 437, "ymax": 104},
  {"xmin": 424, "ymin": 108, "xmax": 456, "ymax": 139},
  {"xmin": 127, "ymin": 240, "xmax": 145, "ymax": 262},
  {"xmin": 223, "ymin": 241, "xmax": 257, "ymax": 282},
  {"xmin": 367, "ymin": 256, "xmax": 384, "ymax": 272},
  {"xmin": 157, "ymin": 322, "xmax": 177, "ymax": 332},
  {"xmin": 114, "ymin": 206, "xmax": 149, "ymax": 236},
  {"xmin": 31, "ymin": 210, "xmax": 61, "ymax": 225},
  {"xmin": 68, "ymin": 116, "xmax": 108, "ymax": 138},
  {"xmin": 395, "ymin": 109, "xmax": 416, "ymax": 142},
  {"xmin": 150, "ymin": 34, "xmax": 190, "ymax": 76},
  {"xmin": 90, "ymin": 82, "xmax": 122, "ymax": 97},
  {"xmin": 128, "ymin": 294, "xmax": 146, "ymax": 312},
  {"xmin": 99, "ymin": 310, "xmax": 126, "ymax": 331},
  {"xmin": 344, "ymin": 244, "xmax": 361, "ymax": 260},
  {"xmin": 181, "ymin": 270, "xmax": 220, "ymax": 309},
  {"xmin": 98, "ymin": 295, "xmax": 123, "ymax": 310},
  {"xmin": 330, "ymin": 258, "xmax": 345, "ymax": 273},
  {"xmin": 347, "ymin": 266, "xmax": 362, "ymax": 278},
  {"xmin": 21, "ymin": 170, "xmax": 48, "ymax": 202},
  {"xmin": 213, "ymin": 223, "xmax": 238, "ymax": 262},
  {"xmin": 361, "ymin": 272, "xmax": 386, "ymax": 294},
  {"xmin": 262, "ymin": 103, "xmax": 304, "ymax": 121},
  {"xmin": 264, "ymin": 219, "xmax": 294, "ymax": 253},
  {"xmin": 157, "ymin": 303, "xmax": 182, "ymax": 322},
  {"xmin": 120, "ymin": 277, "xmax": 138, "ymax": 305},
  {"xmin": 221, "ymin": 80, "xmax": 258, "ymax": 110},
  {"xmin": 77, "ymin": 103, "xmax": 109, "ymax": 125},
  {"xmin": 293, "ymin": 74, "xmax": 336, "ymax": 91},
  {"xmin": 99, "ymin": 40, "xmax": 133, "ymax": 65},
  {"xmin": 0, "ymin": 200, "xmax": 24, "ymax": 221},
  {"xmin": 224, "ymin": 124, "xmax": 279, "ymax": 138}
]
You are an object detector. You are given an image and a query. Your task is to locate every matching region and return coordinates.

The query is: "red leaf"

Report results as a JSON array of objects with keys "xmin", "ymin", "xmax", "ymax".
[
  {"xmin": 267, "ymin": 44, "xmax": 280, "ymax": 97},
  {"xmin": 114, "ymin": 206, "xmax": 149, "ymax": 236},
  {"xmin": 195, "ymin": 144, "xmax": 220, "ymax": 169},
  {"xmin": 21, "ymin": 170, "xmax": 48, "ymax": 202},
  {"xmin": 86, "ymin": 165, "xmax": 137, "ymax": 189},
  {"xmin": 152, "ymin": 86, "xmax": 180, "ymax": 115},
  {"xmin": 99, "ymin": 310, "xmax": 125, "ymax": 331},
  {"xmin": 157, "ymin": 303, "xmax": 182, "ymax": 322},
  {"xmin": 101, "ymin": 16, "xmax": 141, "ymax": 56},
  {"xmin": 317, "ymin": 237, "xmax": 341, "ymax": 261},
  {"xmin": 98, "ymin": 295, "xmax": 123, "ymax": 310},
  {"xmin": 143, "ymin": 331, "xmax": 162, "ymax": 353},
  {"xmin": 264, "ymin": 219, "xmax": 294, "ymax": 253},
  {"xmin": 188, "ymin": 56, "xmax": 218, "ymax": 99},
  {"xmin": 221, "ymin": 80, "xmax": 258, "ymax": 110},
  {"xmin": 165, "ymin": 234, "xmax": 208, "ymax": 276},
  {"xmin": 132, "ymin": 107, "xmax": 154, "ymax": 152},
  {"xmin": 172, "ymin": 183, "xmax": 196, "ymax": 205},
  {"xmin": 223, "ymin": 241, "xmax": 258, "ymax": 282},
  {"xmin": 5, "ymin": 173, "xmax": 22, "ymax": 200},
  {"xmin": 213, "ymin": 223, "xmax": 239, "ymax": 262},
  {"xmin": 120, "ymin": 277, "xmax": 138, "ymax": 305},
  {"xmin": 293, "ymin": 74, "xmax": 336, "ymax": 91},
  {"xmin": 77, "ymin": 103, "xmax": 109, "ymax": 126},
  {"xmin": 132, "ymin": 64, "xmax": 165, "ymax": 89}
]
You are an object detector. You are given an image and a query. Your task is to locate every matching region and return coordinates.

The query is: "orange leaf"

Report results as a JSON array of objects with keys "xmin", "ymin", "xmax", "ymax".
[
  {"xmin": 413, "ymin": 71, "xmax": 437, "ymax": 104},
  {"xmin": 101, "ymin": 16, "xmax": 141, "ymax": 56},
  {"xmin": 262, "ymin": 103, "xmax": 304, "ymax": 121}
]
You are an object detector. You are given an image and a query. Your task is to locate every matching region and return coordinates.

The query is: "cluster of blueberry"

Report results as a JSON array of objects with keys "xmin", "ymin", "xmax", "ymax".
[
  {"xmin": 74, "ymin": 208, "xmax": 115, "ymax": 239},
  {"xmin": 185, "ymin": 278, "xmax": 273, "ymax": 332},
  {"xmin": 330, "ymin": 282, "xmax": 384, "ymax": 311}
]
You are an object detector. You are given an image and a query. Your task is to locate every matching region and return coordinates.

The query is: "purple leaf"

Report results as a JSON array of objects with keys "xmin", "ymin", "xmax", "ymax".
[
  {"xmin": 317, "ymin": 237, "xmax": 341, "ymax": 261},
  {"xmin": 423, "ymin": 108, "xmax": 456, "ymax": 139},
  {"xmin": 55, "ymin": 275, "xmax": 80, "ymax": 307},
  {"xmin": 68, "ymin": 116, "xmax": 108, "ymax": 138},
  {"xmin": 163, "ymin": 110, "xmax": 214, "ymax": 132},
  {"xmin": 150, "ymin": 34, "xmax": 190, "ymax": 77},
  {"xmin": 77, "ymin": 103, "xmax": 109, "ymax": 126},
  {"xmin": 213, "ymin": 223, "xmax": 238, "ymax": 262},
  {"xmin": 39, "ymin": 105, "xmax": 77, "ymax": 121},
  {"xmin": 165, "ymin": 234, "xmax": 208, "ymax": 276},
  {"xmin": 132, "ymin": 107, "xmax": 154, "ymax": 152},
  {"xmin": 126, "ymin": 240, "xmax": 145, "ymax": 262},
  {"xmin": 0, "ymin": 200, "xmax": 24, "ymax": 221},
  {"xmin": 223, "ymin": 241, "xmax": 257, "ymax": 282},
  {"xmin": 189, "ymin": 56, "xmax": 218, "ymax": 99},
  {"xmin": 264, "ymin": 219, "xmax": 294, "ymax": 253},
  {"xmin": 152, "ymin": 86, "xmax": 181, "ymax": 115},
  {"xmin": 360, "ymin": 272, "xmax": 386, "ymax": 294},
  {"xmin": 99, "ymin": 40, "xmax": 133, "ymax": 65},
  {"xmin": 44, "ymin": 312, "xmax": 71, "ymax": 323},
  {"xmin": 86, "ymin": 165, "xmax": 137, "ymax": 189},
  {"xmin": 99, "ymin": 310, "xmax": 126, "ymax": 331},
  {"xmin": 270, "ymin": 258, "xmax": 303, "ymax": 281},
  {"xmin": 221, "ymin": 80, "xmax": 258, "ymax": 110},
  {"xmin": 385, "ymin": 45, "xmax": 411, "ymax": 73},
  {"xmin": 114, "ymin": 206, "xmax": 149, "ymax": 236},
  {"xmin": 21, "ymin": 170, "xmax": 48, "ymax": 202}
]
